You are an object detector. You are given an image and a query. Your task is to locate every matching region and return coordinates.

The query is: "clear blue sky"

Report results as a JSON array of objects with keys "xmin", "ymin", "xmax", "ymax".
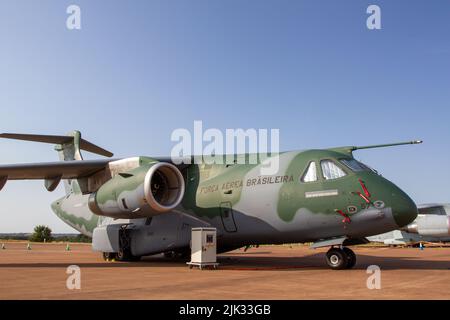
[{"xmin": 0, "ymin": 0, "xmax": 449, "ymax": 232}]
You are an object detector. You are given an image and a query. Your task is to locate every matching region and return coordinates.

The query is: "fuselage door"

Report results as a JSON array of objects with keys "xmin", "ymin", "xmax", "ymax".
[{"xmin": 220, "ymin": 201, "xmax": 237, "ymax": 232}]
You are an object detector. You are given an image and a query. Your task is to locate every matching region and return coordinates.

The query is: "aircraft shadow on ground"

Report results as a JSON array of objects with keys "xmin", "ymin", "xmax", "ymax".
[
  {"xmin": 0, "ymin": 252, "xmax": 449, "ymax": 270},
  {"xmin": 219, "ymin": 253, "xmax": 450, "ymax": 271}
]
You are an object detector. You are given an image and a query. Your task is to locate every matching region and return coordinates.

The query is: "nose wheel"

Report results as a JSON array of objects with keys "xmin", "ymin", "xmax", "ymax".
[{"xmin": 326, "ymin": 247, "xmax": 356, "ymax": 270}]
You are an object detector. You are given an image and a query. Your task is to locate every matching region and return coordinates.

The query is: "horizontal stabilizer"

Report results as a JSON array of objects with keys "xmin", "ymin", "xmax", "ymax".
[{"xmin": 0, "ymin": 133, "xmax": 113, "ymax": 157}]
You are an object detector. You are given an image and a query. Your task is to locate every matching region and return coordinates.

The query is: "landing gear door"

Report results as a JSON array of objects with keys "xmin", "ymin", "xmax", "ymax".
[{"xmin": 220, "ymin": 202, "xmax": 237, "ymax": 232}]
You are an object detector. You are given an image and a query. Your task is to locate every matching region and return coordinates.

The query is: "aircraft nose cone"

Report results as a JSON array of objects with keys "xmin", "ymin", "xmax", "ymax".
[{"xmin": 392, "ymin": 194, "xmax": 418, "ymax": 228}]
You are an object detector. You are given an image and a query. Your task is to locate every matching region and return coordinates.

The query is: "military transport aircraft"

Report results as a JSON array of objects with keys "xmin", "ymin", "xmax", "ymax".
[
  {"xmin": 0, "ymin": 131, "xmax": 421, "ymax": 269},
  {"xmin": 369, "ymin": 203, "xmax": 450, "ymax": 245}
]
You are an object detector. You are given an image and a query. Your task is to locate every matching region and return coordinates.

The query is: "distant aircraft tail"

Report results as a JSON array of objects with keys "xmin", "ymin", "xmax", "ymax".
[{"xmin": 0, "ymin": 130, "xmax": 113, "ymax": 193}]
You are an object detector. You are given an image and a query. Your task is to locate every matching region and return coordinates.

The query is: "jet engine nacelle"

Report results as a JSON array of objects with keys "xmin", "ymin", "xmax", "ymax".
[
  {"xmin": 88, "ymin": 162, "xmax": 185, "ymax": 219},
  {"xmin": 404, "ymin": 215, "xmax": 450, "ymax": 237}
]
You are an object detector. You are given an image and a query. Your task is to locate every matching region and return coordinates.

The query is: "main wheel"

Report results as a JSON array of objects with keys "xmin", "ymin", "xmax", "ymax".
[
  {"xmin": 326, "ymin": 248, "xmax": 348, "ymax": 270},
  {"xmin": 116, "ymin": 249, "xmax": 130, "ymax": 261},
  {"xmin": 116, "ymin": 249, "xmax": 140, "ymax": 262},
  {"xmin": 102, "ymin": 252, "xmax": 117, "ymax": 261},
  {"xmin": 343, "ymin": 247, "xmax": 356, "ymax": 269}
]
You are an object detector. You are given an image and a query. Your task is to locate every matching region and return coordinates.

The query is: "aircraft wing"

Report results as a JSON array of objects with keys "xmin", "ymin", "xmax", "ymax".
[
  {"xmin": 0, "ymin": 157, "xmax": 191, "ymax": 192},
  {"xmin": 0, "ymin": 159, "xmax": 114, "ymax": 180}
]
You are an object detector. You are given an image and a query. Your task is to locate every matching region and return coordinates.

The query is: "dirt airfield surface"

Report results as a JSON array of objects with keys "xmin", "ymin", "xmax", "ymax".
[{"xmin": 0, "ymin": 242, "xmax": 449, "ymax": 300}]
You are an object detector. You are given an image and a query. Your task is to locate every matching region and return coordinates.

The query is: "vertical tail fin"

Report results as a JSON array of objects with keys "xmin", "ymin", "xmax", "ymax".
[
  {"xmin": 55, "ymin": 130, "xmax": 84, "ymax": 161},
  {"xmin": 55, "ymin": 131, "xmax": 84, "ymax": 193}
]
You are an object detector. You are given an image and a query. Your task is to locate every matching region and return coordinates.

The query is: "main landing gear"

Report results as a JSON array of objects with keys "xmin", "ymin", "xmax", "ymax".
[
  {"xmin": 325, "ymin": 247, "xmax": 356, "ymax": 270},
  {"xmin": 102, "ymin": 252, "xmax": 116, "ymax": 261},
  {"xmin": 101, "ymin": 226, "xmax": 141, "ymax": 262},
  {"xmin": 102, "ymin": 250, "xmax": 141, "ymax": 262}
]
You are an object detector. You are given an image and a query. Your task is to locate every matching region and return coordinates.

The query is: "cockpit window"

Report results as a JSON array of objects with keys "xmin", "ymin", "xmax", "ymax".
[
  {"xmin": 301, "ymin": 161, "xmax": 317, "ymax": 182},
  {"xmin": 341, "ymin": 158, "xmax": 379, "ymax": 174},
  {"xmin": 321, "ymin": 160, "xmax": 347, "ymax": 180},
  {"xmin": 340, "ymin": 159, "xmax": 367, "ymax": 172}
]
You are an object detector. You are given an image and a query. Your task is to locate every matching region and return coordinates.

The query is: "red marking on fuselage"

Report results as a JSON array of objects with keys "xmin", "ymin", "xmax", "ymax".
[
  {"xmin": 358, "ymin": 179, "xmax": 371, "ymax": 198},
  {"xmin": 335, "ymin": 209, "xmax": 351, "ymax": 223}
]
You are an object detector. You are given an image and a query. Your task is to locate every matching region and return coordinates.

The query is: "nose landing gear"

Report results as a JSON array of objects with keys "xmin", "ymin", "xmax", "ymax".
[{"xmin": 326, "ymin": 247, "xmax": 356, "ymax": 270}]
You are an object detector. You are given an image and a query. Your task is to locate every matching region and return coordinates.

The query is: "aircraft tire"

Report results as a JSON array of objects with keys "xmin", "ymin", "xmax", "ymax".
[
  {"xmin": 164, "ymin": 250, "xmax": 190, "ymax": 260},
  {"xmin": 326, "ymin": 248, "xmax": 349, "ymax": 270},
  {"xmin": 116, "ymin": 249, "xmax": 130, "ymax": 261},
  {"xmin": 102, "ymin": 252, "xmax": 117, "ymax": 261},
  {"xmin": 116, "ymin": 249, "xmax": 140, "ymax": 262},
  {"xmin": 343, "ymin": 247, "xmax": 356, "ymax": 269}
]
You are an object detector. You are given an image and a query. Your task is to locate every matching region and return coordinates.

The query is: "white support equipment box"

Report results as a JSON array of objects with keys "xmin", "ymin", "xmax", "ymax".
[{"xmin": 187, "ymin": 227, "xmax": 219, "ymax": 270}]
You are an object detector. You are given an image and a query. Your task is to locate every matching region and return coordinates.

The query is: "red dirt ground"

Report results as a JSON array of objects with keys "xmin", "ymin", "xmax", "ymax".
[{"xmin": 0, "ymin": 242, "xmax": 449, "ymax": 299}]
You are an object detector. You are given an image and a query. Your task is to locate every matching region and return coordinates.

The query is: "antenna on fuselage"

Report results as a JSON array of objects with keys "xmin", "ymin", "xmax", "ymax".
[
  {"xmin": 351, "ymin": 140, "xmax": 423, "ymax": 151},
  {"xmin": 330, "ymin": 140, "xmax": 423, "ymax": 155}
]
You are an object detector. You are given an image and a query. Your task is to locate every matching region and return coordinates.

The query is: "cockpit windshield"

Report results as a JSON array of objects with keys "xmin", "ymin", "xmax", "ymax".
[
  {"xmin": 340, "ymin": 158, "xmax": 378, "ymax": 174},
  {"xmin": 321, "ymin": 160, "xmax": 347, "ymax": 180}
]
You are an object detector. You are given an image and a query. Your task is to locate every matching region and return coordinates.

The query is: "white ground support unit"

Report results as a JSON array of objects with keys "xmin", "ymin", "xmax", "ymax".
[{"xmin": 187, "ymin": 227, "xmax": 219, "ymax": 270}]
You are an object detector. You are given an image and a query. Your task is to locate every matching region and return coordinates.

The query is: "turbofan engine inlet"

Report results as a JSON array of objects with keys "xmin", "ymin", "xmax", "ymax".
[{"xmin": 88, "ymin": 162, "xmax": 185, "ymax": 218}]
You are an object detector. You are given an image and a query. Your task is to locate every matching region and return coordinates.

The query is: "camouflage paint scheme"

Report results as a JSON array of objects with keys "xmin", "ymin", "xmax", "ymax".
[
  {"xmin": 52, "ymin": 148, "xmax": 417, "ymax": 254},
  {"xmin": 0, "ymin": 130, "xmax": 418, "ymax": 257}
]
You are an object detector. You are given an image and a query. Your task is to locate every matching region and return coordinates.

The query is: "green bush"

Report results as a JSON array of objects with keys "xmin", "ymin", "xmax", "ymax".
[{"xmin": 29, "ymin": 225, "xmax": 53, "ymax": 242}]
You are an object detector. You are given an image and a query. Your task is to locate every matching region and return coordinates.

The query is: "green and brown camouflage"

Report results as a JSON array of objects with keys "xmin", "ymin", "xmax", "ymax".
[
  {"xmin": 0, "ymin": 131, "xmax": 420, "ymax": 267},
  {"xmin": 51, "ymin": 148, "xmax": 417, "ymax": 244}
]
